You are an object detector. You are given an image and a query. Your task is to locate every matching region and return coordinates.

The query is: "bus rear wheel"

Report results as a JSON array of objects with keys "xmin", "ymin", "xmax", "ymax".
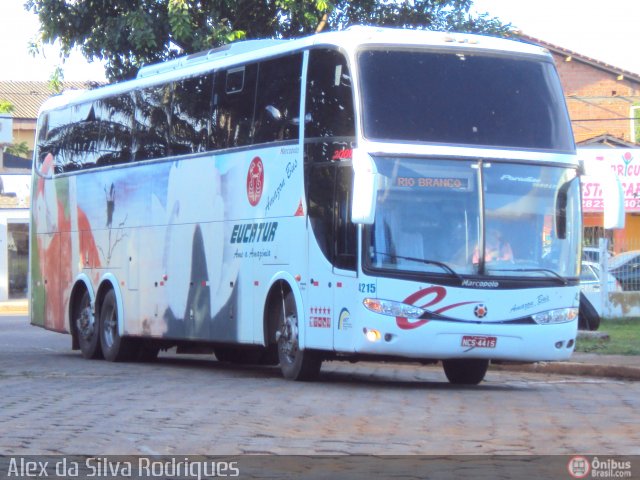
[
  {"xmin": 75, "ymin": 290, "xmax": 102, "ymax": 359},
  {"xmin": 276, "ymin": 290, "xmax": 321, "ymax": 381},
  {"xmin": 99, "ymin": 289, "xmax": 135, "ymax": 362},
  {"xmin": 442, "ymin": 358, "xmax": 489, "ymax": 385}
]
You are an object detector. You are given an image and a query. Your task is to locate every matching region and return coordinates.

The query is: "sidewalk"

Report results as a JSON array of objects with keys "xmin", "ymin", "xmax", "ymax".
[
  {"xmin": 2, "ymin": 299, "xmax": 639, "ymax": 380},
  {"xmin": 0, "ymin": 298, "xmax": 28, "ymax": 315},
  {"xmin": 490, "ymin": 352, "xmax": 640, "ymax": 381}
]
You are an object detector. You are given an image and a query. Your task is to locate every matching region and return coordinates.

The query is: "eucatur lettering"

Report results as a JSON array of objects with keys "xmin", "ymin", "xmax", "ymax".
[{"xmin": 230, "ymin": 222, "xmax": 278, "ymax": 244}]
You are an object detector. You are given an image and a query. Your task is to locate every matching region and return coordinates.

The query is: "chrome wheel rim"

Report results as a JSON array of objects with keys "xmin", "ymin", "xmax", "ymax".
[
  {"xmin": 278, "ymin": 312, "xmax": 298, "ymax": 364},
  {"xmin": 102, "ymin": 304, "xmax": 117, "ymax": 349},
  {"xmin": 76, "ymin": 300, "xmax": 94, "ymax": 341}
]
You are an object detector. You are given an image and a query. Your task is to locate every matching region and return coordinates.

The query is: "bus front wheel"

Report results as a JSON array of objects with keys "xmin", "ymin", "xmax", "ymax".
[
  {"xmin": 99, "ymin": 289, "xmax": 135, "ymax": 362},
  {"xmin": 276, "ymin": 290, "xmax": 322, "ymax": 381},
  {"xmin": 442, "ymin": 358, "xmax": 489, "ymax": 385}
]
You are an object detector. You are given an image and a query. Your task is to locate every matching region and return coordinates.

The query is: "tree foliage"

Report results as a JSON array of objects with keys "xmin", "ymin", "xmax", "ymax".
[
  {"xmin": 25, "ymin": 0, "xmax": 512, "ymax": 81},
  {"xmin": 0, "ymin": 100, "xmax": 15, "ymax": 114},
  {"xmin": 0, "ymin": 100, "xmax": 30, "ymax": 157}
]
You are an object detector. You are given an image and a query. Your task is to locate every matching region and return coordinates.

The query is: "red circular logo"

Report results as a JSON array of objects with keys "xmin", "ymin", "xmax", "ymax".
[{"xmin": 247, "ymin": 157, "xmax": 264, "ymax": 206}]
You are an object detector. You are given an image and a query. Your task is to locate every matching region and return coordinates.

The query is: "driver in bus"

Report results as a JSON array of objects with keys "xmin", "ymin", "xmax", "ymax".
[{"xmin": 473, "ymin": 228, "xmax": 513, "ymax": 263}]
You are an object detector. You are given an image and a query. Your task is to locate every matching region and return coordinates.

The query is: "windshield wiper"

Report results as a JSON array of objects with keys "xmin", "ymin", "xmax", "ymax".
[
  {"xmin": 489, "ymin": 268, "xmax": 568, "ymax": 284},
  {"xmin": 374, "ymin": 251, "xmax": 463, "ymax": 281}
]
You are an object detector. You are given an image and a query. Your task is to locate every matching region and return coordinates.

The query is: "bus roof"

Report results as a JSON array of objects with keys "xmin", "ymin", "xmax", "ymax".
[{"xmin": 38, "ymin": 26, "xmax": 550, "ymax": 115}]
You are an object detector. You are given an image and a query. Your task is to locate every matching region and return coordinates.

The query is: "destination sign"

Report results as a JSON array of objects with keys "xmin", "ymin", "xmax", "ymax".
[{"xmin": 396, "ymin": 176, "xmax": 469, "ymax": 189}]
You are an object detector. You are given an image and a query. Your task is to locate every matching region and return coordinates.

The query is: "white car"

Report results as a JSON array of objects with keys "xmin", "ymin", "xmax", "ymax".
[
  {"xmin": 581, "ymin": 247, "xmax": 612, "ymax": 264},
  {"xmin": 580, "ymin": 261, "xmax": 621, "ymax": 317}
]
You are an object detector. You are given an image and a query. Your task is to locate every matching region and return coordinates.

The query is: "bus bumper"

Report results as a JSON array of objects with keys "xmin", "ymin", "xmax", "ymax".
[{"xmin": 352, "ymin": 320, "xmax": 578, "ymax": 362}]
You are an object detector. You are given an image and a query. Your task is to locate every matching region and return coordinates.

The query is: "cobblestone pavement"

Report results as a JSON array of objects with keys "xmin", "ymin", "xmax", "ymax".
[{"xmin": 1, "ymin": 316, "xmax": 639, "ymax": 455}]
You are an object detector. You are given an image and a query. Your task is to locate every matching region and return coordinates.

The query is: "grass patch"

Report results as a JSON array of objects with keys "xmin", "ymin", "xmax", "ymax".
[{"xmin": 575, "ymin": 317, "xmax": 640, "ymax": 355}]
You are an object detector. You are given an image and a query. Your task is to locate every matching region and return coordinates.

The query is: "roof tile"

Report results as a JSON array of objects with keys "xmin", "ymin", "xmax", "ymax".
[{"xmin": 0, "ymin": 81, "xmax": 103, "ymax": 119}]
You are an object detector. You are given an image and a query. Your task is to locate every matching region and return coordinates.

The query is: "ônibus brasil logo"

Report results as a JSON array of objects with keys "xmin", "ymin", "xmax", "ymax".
[
  {"xmin": 247, "ymin": 157, "xmax": 264, "ymax": 207},
  {"xmin": 567, "ymin": 456, "xmax": 590, "ymax": 478},
  {"xmin": 568, "ymin": 456, "xmax": 632, "ymax": 479}
]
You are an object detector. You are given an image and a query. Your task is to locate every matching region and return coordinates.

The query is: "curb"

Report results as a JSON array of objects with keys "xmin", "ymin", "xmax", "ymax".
[
  {"xmin": 0, "ymin": 301, "xmax": 28, "ymax": 315},
  {"xmin": 490, "ymin": 362, "xmax": 640, "ymax": 381}
]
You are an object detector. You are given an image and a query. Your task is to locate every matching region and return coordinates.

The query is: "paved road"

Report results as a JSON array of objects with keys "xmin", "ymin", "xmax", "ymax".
[{"xmin": 1, "ymin": 316, "xmax": 639, "ymax": 456}]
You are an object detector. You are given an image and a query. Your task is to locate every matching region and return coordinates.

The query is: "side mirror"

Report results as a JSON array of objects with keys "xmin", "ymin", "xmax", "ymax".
[{"xmin": 351, "ymin": 149, "xmax": 377, "ymax": 225}]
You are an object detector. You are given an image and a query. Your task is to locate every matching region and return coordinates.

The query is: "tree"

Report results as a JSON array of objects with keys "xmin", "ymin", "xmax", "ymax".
[
  {"xmin": 0, "ymin": 101, "xmax": 30, "ymax": 158},
  {"xmin": 0, "ymin": 100, "xmax": 14, "ymax": 114},
  {"xmin": 25, "ymin": 0, "xmax": 511, "ymax": 81}
]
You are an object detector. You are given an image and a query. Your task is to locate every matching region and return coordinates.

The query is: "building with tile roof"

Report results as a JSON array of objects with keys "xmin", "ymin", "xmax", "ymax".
[
  {"xmin": 0, "ymin": 81, "xmax": 101, "ymax": 301},
  {"xmin": 519, "ymin": 34, "xmax": 640, "ymax": 146},
  {"xmin": 520, "ymin": 34, "xmax": 640, "ymax": 254},
  {"xmin": 0, "ymin": 80, "xmax": 102, "ymax": 155}
]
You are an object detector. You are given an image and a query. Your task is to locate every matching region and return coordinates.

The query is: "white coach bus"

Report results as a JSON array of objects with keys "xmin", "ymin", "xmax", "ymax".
[{"xmin": 31, "ymin": 26, "xmax": 585, "ymax": 384}]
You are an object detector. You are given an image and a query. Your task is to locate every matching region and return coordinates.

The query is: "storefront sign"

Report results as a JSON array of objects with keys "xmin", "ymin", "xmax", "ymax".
[{"xmin": 580, "ymin": 148, "xmax": 640, "ymax": 213}]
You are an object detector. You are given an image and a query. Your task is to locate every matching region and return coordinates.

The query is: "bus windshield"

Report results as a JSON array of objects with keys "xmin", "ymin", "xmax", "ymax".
[
  {"xmin": 367, "ymin": 157, "xmax": 581, "ymax": 280},
  {"xmin": 358, "ymin": 48, "xmax": 573, "ymax": 151}
]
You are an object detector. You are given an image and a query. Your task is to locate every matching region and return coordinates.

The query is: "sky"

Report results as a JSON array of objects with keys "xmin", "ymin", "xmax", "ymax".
[
  {"xmin": 0, "ymin": 1, "xmax": 106, "ymax": 82},
  {"xmin": 472, "ymin": 0, "xmax": 640, "ymax": 74},
  {"xmin": 0, "ymin": 0, "xmax": 639, "ymax": 82}
]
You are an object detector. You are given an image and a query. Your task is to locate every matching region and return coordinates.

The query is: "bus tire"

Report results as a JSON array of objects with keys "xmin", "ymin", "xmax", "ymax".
[
  {"xmin": 99, "ymin": 289, "xmax": 135, "ymax": 362},
  {"xmin": 276, "ymin": 290, "xmax": 322, "ymax": 381},
  {"xmin": 442, "ymin": 358, "xmax": 489, "ymax": 385},
  {"xmin": 578, "ymin": 292, "xmax": 600, "ymax": 331},
  {"xmin": 75, "ymin": 290, "xmax": 102, "ymax": 360}
]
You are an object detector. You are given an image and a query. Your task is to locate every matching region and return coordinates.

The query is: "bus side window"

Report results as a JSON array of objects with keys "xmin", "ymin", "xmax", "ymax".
[
  {"xmin": 307, "ymin": 163, "xmax": 356, "ymax": 271},
  {"xmin": 307, "ymin": 164, "xmax": 335, "ymax": 262},
  {"xmin": 253, "ymin": 54, "xmax": 302, "ymax": 144},
  {"xmin": 305, "ymin": 49, "xmax": 355, "ymax": 139},
  {"xmin": 68, "ymin": 102, "xmax": 99, "ymax": 170},
  {"xmin": 96, "ymin": 93, "xmax": 135, "ymax": 165},
  {"xmin": 212, "ymin": 64, "xmax": 257, "ymax": 149},
  {"xmin": 172, "ymin": 74, "xmax": 213, "ymax": 154},
  {"xmin": 335, "ymin": 165, "xmax": 356, "ymax": 270},
  {"xmin": 46, "ymin": 107, "xmax": 72, "ymax": 174},
  {"xmin": 134, "ymin": 84, "xmax": 173, "ymax": 161},
  {"xmin": 34, "ymin": 113, "xmax": 51, "ymax": 173}
]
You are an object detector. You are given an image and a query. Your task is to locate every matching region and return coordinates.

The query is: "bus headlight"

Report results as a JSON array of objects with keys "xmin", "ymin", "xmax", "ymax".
[
  {"xmin": 363, "ymin": 298, "xmax": 425, "ymax": 318},
  {"xmin": 532, "ymin": 307, "xmax": 578, "ymax": 325}
]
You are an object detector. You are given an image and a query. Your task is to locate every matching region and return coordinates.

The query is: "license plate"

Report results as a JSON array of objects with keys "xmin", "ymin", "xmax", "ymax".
[{"xmin": 461, "ymin": 335, "xmax": 497, "ymax": 348}]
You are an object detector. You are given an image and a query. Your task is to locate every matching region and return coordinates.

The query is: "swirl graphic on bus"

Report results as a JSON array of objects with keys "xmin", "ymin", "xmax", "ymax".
[{"xmin": 396, "ymin": 286, "xmax": 479, "ymax": 330}]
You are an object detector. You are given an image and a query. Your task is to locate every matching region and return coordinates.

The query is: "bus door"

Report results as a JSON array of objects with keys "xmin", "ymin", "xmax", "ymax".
[
  {"xmin": 330, "ymin": 165, "xmax": 358, "ymax": 352},
  {"xmin": 303, "ymin": 47, "xmax": 357, "ymax": 350},
  {"xmin": 305, "ymin": 159, "xmax": 357, "ymax": 350}
]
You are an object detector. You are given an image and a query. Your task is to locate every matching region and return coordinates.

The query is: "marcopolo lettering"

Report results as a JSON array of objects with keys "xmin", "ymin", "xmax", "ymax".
[{"xmin": 231, "ymin": 222, "xmax": 278, "ymax": 244}]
